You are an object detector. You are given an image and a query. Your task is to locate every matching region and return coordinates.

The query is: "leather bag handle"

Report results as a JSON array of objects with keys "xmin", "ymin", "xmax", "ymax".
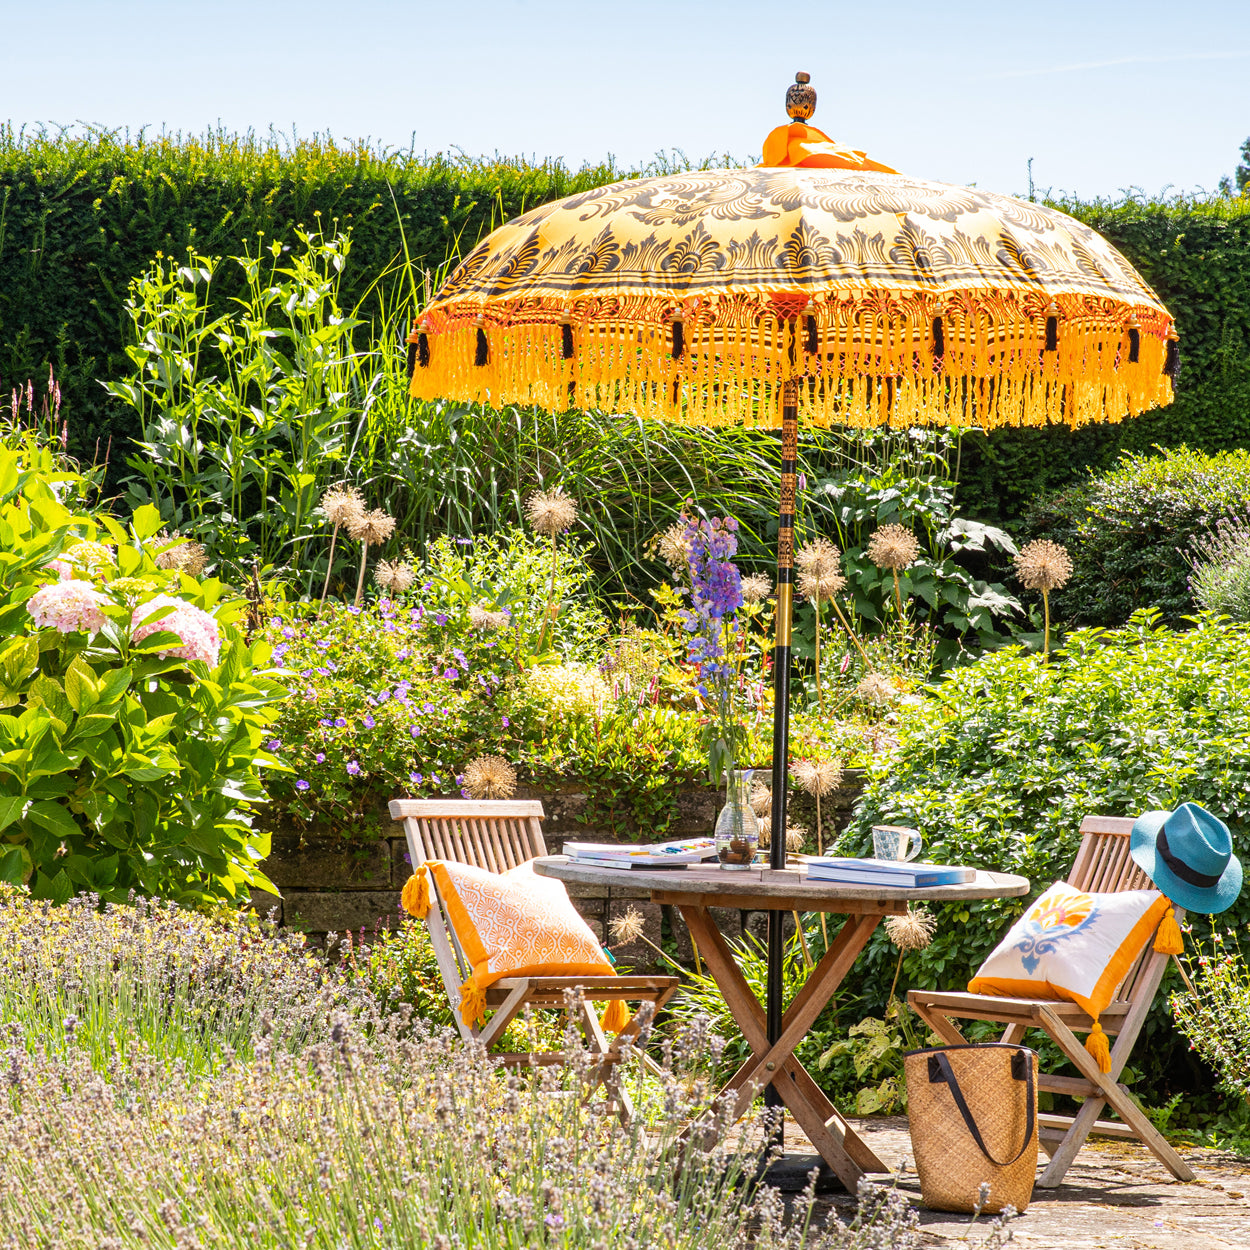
[{"xmin": 927, "ymin": 1048, "xmax": 1036, "ymax": 1168}]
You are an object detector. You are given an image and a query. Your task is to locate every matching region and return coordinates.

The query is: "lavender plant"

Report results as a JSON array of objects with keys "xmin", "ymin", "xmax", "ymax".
[{"xmin": 0, "ymin": 887, "xmax": 924, "ymax": 1249}]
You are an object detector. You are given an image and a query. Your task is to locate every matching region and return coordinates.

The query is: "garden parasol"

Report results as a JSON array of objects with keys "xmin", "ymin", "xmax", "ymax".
[{"xmin": 407, "ymin": 71, "xmax": 1177, "ymax": 1096}]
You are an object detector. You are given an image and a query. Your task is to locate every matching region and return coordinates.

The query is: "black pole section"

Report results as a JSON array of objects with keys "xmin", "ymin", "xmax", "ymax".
[{"xmin": 765, "ymin": 372, "xmax": 799, "ymax": 1133}]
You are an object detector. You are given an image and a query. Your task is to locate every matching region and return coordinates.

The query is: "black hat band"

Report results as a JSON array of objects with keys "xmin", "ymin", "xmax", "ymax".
[{"xmin": 1157, "ymin": 827, "xmax": 1223, "ymax": 889}]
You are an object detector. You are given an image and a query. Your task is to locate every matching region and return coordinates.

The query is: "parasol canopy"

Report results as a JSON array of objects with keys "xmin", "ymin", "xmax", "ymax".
[{"xmin": 410, "ymin": 128, "xmax": 1177, "ymax": 431}]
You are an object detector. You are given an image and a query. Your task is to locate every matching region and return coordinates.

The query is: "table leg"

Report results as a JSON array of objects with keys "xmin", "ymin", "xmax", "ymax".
[{"xmin": 679, "ymin": 905, "xmax": 889, "ymax": 1188}]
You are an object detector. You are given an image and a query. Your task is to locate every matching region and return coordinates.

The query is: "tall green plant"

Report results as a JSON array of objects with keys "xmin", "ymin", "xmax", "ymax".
[{"xmin": 107, "ymin": 228, "xmax": 375, "ymax": 581}]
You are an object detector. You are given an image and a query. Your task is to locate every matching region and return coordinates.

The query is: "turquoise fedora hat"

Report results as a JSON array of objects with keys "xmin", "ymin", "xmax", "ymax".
[{"xmin": 1130, "ymin": 803, "xmax": 1242, "ymax": 914}]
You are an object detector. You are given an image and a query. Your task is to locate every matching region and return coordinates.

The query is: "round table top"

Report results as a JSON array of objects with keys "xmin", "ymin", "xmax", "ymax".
[{"xmin": 534, "ymin": 856, "xmax": 1029, "ymax": 908}]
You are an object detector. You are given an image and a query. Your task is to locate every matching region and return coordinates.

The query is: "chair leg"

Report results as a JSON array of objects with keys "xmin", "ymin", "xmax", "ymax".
[
  {"xmin": 1036, "ymin": 1007, "xmax": 1194, "ymax": 1186},
  {"xmin": 909, "ymin": 998, "xmax": 970, "ymax": 1048},
  {"xmin": 577, "ymin": 999, "xmax": 634, "ymax": 1124}
]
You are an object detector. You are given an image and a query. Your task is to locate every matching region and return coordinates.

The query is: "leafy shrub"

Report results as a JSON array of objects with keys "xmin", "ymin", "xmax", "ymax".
[
  {"xmin": 1025, "ymin": 446, "xmax": 1250, "ymax": 627},
  {"xmin": 1189, "ymin": 515, "xmax": 1250, "ymax": 620},
  {"xmin": 0, "ymin": 431, "xmax": 285, "ymax": 906},
  {"xmin": 840, "ymin": 612, "xmax": 1250, "ymax": 1103}
]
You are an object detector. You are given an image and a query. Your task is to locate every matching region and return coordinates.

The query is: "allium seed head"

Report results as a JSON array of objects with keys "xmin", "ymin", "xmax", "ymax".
[
  {"xmin": 153, "ymin": 532, "xmax": 207, "ymax": 576},
  {"xmin": 469, "ymin": 604, "xmax": 510, "ymax": 630},
  {"xmin": 525, "ymin": 487, "xmax": 578, "ymax": 537},
  {"xmin": 462, "ymin": 754, "xmax": 517, "ymax": 800},
  {"xmin": 866, "ymin": 524, "xmax": 920, "ymax": 572},
  {"xmin": 1014, "ymin": 539, "xmax": 1073, "ymax": 592},
  {"xmin": 855, "ymin": 673, "xmax": 898, "ymax": 706},
  {"xmin": 609, "ymin": 907, "xmax": 646, "ymax": 946},
  {"xmin": 795, "ymin": 537, "xmax": 842, "ymax": 578},
  {"xmin": 885, "ymin": 905, "xmax": 936, "ymax": 952},
  {"xmin": 790, "ymin": 757, "xmax": 843, "ymax": 798},
  {"xmin": 797, "ymin": 567, "xmax": 847, "ymax": 604},
  {"xmin": 373, "ymin": 560, "xmax": 415, "ymax": 594},
  {"xmin": 321, "ymin": 484, "xmax": 365, "ymax": 528},
  {"xmin": 740, "ymin": 573, "xmax": 774, "ymax": 603},
  {"xmin": 347, "ymin": 508, "xmax": 396, "ymax": 545}
]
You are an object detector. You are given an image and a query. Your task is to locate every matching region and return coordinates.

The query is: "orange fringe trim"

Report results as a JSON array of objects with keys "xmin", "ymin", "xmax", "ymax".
[{"xmin": 408, "ymin": 291, "xmax": 1174, "ymax": 429}]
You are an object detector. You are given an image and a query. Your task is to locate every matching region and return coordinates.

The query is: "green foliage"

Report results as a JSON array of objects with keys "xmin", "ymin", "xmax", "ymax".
[
  {"xmin": 817, "ymin": 1000, "xmax": 939, "ymax": 1115},
  {"xmin": 1025, "ymin": 446, "xmax": 1250, "ymax": 627},
  {"xmin": 840, "ymin": 612, "xmax": 1250, "ymax": 1105},
  {"xmin": 957, "ymin": 194, "xmax": 1250, "ymax": 520},
  {"xmin": 0, "ymin": 126, "xmax": 627, "ymax": 469},
  {"xmin": 0, "ymin": 428, "xmax": 285, "ymax": 906},
  {"xmin": 1171, "ymin": 925, "xmax": 1250, "ymax": 1104},
  {"xmin": 107, "ymin": 229, "xmax": 373, "ymax": 582},
  {"xmin": 803, "ymin": 429, "xmax": 1021, "ymax": 664}
]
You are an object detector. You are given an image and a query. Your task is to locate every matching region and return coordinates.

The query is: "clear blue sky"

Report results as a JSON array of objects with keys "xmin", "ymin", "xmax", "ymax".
[{"xmin": 4, "ymin": 0, "xmax": 1248, "ymax": 199}]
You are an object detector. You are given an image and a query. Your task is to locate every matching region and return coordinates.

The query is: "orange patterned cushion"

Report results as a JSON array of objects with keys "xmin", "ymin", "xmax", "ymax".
[{"xmin": 403, "ymin": 859, "xmax": 614, "ymax": 1024}]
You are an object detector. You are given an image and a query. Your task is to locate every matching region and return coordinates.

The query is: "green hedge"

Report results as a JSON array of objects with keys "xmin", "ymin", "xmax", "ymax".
[
  {"xmin": 0, "ymin": 126, "xmax": 623, "ymax": 466},
  {"xmin": 957, "ymin": 194, "xmax": 1250, "ymax": 519},
  {"xmin": 2, "ymin": 127, "xmax": 1249, "ymax": 514}
]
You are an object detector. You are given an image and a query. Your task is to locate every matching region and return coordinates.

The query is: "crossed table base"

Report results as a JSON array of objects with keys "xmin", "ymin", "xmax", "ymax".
[{"xmin": 535, "ymin": 859, "xmax": 1029, "ymax": 1190}]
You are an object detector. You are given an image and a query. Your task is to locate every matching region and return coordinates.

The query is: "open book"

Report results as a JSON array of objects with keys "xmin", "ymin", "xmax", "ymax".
[{"xmin": 564, "ymin": 837, "xmax": 718, "ymax": 869}]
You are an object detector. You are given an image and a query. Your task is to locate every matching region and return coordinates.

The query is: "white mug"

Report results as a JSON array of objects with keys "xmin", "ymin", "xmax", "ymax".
[{"xmin": 872, "ymin": 824, "xmax": 923, "ymax": 862}]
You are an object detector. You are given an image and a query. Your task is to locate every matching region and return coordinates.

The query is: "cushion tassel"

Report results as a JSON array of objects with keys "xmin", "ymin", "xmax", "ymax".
[
  {"xmin": 1154, "ymin": 906, "xmax": 1183, "ymax": 955},
  {"xmin": 1085, "ymin": 1020, "xmax": 1112, "ymax": 1074},
  {"xmin": 400, "ymin": 866, "xmax": 430, "ymax": 919},
  {"xmin": 600, "ymin": 998, "xmax": 631, "ymax": 1034},
  {"xmin": 459, "ymin": 979, "xmax": 487, "ymax": 1027}
]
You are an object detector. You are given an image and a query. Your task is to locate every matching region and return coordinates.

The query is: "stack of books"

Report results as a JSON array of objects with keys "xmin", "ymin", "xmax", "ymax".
[
  {"xmin": 802, "ymin": 856, "xmax": 975, "ymax": 887},
  {"xmin": 564, "ymin": 837, "xmax": 718, "ymax": 871}
]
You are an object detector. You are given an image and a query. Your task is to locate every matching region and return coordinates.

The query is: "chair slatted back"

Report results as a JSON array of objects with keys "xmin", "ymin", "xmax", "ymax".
[
  {"xmin": 387, "ymin": 798, "xmax": 549, "ymax": 1038},
  {"xmin": 1067, "ymin": 815, "xmax": 1179, "ymax": 1004},
  {"xmin": 389, "ymin": 799, "xmax": 547, "ymax": 872}
]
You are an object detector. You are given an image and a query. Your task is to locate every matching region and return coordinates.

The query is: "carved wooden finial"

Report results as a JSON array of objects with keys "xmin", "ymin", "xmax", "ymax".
[{"xmin": 786, "ymin": 72, "xmax": 816, "ymax": 121}]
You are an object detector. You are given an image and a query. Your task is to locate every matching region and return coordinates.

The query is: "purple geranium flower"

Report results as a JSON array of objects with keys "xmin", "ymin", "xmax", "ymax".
[
  {"xmin": 362, "ymin": 714, "xmax": 376, "ymax": 729},
  {"xmin": 295, "ymin": 779, "xmax": 310, "ymax": 791},
  {"xmin": 315, "ymin": 753, "xmax": 325, "ymax": 764},
  {"xmin": 346, "ymin": 760, "xmax": 361, "ymax": 776}
]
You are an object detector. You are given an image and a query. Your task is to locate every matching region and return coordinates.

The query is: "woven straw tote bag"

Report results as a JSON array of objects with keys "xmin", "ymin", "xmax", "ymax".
[{"xmin": 903, "ymin": 1043, "xmax": 1039, "ymax": 1214}]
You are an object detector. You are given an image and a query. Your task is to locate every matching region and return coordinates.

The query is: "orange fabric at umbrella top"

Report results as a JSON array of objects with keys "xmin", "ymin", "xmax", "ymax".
[{"xmin": 760, "ymin": 120, "xmax": 899, "ymax": 173}]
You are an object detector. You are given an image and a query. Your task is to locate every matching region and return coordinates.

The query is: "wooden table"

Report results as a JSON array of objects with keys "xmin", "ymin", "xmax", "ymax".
[{"xmin": 534, "ymin": 857, "xmax": 1029, "ymax": 1189}]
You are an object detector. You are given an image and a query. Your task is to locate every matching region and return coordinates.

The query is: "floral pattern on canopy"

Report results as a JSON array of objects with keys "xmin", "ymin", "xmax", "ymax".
[{"xmin": 410, "ymin": 166, "xmax": 1175, "ymax": 430}]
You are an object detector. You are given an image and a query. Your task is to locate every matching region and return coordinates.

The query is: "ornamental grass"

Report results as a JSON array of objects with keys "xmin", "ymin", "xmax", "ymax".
[{"xmin": 0, "ymin": 886, "xmax": 919, "ymax": 1249}]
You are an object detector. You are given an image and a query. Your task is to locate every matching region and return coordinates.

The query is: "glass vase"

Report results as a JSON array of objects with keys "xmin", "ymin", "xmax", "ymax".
[{"xmin": 714, "ymin": 768, "xmax": 760, "ymax": 871}]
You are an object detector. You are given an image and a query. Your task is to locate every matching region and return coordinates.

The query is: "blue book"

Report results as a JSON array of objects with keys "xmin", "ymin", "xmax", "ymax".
[{"xmin": 803, "ymin": 857, "xmax": 975, "ymax": 887}]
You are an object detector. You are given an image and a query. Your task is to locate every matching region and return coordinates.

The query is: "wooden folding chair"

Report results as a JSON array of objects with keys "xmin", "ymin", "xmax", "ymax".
[
  {"xmin": 389, "ymin": 798, "xmax": 680, "ymax": 1119},
  {"xmin": 909, "ymin": 815, "xmax": 1196, "ymax": 1187}
]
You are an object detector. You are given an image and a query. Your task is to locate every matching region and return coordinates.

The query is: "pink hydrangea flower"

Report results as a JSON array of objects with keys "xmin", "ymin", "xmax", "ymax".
[
  {"xmin": 27, "ymin": 580, "xmax": 108, "ymax": 634},
  {"xmin": 131, "ymin": 595, "xmax": 221, "ymax": 667},
  {"xmin": 43, "ymin": 558, "xmax": 74, "ymax": 581}
]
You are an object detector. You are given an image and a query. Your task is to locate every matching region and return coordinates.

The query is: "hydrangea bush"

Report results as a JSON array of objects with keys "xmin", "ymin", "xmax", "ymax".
[{"xmin": 0, "ymin": 435, "xmax": 286, "ymax": 906}]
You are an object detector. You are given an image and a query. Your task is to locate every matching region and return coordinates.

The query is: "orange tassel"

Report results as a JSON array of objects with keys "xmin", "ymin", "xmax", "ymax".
[
  {"xmin": 1154, "ymin": 906, "xmax": 1184, "ymax": 955},
  {"xmin": 459, "ymin": 979, "xmax": 487, "ymax": 1027},
  {"xmin": 600, "ymin": 998, "xmax": 631, "ymax": 1035},
  {"xmin": 400, "ymin": 866, "xmax": 430, "ymax": 919},
  {"xmin": 1085, "ymin": 1020, "xmax": 1112, "ymax": 1074}
]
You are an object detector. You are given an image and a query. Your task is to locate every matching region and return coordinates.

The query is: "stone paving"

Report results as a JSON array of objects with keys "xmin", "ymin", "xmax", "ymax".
[{"xmin": 796, "ymin": 1116, "xmax": 1250, "ymax": 1248}]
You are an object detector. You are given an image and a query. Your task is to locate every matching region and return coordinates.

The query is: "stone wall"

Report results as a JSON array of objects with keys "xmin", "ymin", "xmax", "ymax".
[{"xmin": 253, "ymin": 771, "xmax": 867, "ymax": 967}]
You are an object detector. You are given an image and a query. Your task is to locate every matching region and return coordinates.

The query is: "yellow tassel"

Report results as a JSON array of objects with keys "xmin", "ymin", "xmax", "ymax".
[
  {"xmin": 600, "ymin": 998, "xmax": 631, "ymax": 1035},
  {"xmin": 1085, "ymin": 1020, "xmax": 1112, "ymax": 1074},
  {"xmin": 1154, "ymin": 906, "xmax": 1184, "ymax": 955},
  {"xmin": 459, "ymin": 979, "xmax": 487, "ymax": 1027},
  {"xmin": 400, "ymin": 867, "xmax": 430, "ymax": 919}
]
